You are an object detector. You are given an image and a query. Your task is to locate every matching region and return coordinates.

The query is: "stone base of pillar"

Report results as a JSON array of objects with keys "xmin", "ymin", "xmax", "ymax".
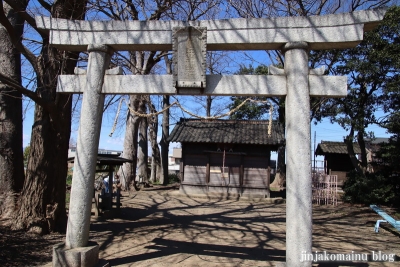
[{"xmin": 52, "ymin": 242, "xmax": 105, "ymax": 267}]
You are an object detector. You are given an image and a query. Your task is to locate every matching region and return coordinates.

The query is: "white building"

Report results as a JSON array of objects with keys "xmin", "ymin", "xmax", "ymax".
[
  {"xmin": 168, "ymin": 148, "xmax": 182, "ymax": 174},
  {"xmin": 68, "ymin": 147, "xmax": 122, "ymax": 159}
]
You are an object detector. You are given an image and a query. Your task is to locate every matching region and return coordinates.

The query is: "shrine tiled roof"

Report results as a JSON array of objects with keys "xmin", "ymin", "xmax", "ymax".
[
  {"xmin": 315, "ymin": 141, "xmax": 361, "ymax": 155},
  {"xmin": 68, "ymin": 154, "xmax": 132, "ymax": 165},
  {"xmin": 168, "ymin": 118, "xmax": 285, "ymax": 146}
]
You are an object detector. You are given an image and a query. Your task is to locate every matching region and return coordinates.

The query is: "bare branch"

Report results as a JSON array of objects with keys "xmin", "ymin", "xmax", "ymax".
[
  {"xmin": 107, "ymin": 0, "xmax": 123, "ymax": 20},
  {"xmin": 4, "ymin": 0, "xmax": 47, "ymax": 37},
  {"xmin": 149, "ymin": 0, "xmax": 171, "ymax": 20},
  {"xmin": 124, "ymin": 0, "xmax": 139, "ymax": 19},
  {"xmin": 0, "ymin": 72, "xmax": 53, "ymax": 111},
  {"xmin": 0, "ymin": 1, "xmax": 39, "ymax": 73},
  {"xmin": 103, "ymin": 95, "xmax": 121, "ymax": 112},
  {"xmin": 37, "ymin": 0, "xmax": 52, "ymax": 12}
]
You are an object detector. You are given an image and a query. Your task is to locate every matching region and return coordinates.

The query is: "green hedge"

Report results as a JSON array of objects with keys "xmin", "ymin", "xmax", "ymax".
[{"xmin": 342, "ymin": 171, "xmax": 399, "ymax": 206}]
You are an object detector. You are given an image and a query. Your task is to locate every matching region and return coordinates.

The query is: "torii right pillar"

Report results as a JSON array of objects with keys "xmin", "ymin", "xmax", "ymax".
[{"xmin": 283, "ymin": 42, "xmax": 312, "ymax": 266}]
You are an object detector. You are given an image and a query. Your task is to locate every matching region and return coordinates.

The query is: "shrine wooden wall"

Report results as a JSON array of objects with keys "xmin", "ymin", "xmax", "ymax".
[{"xmin": 179, "ymin": 143, "xmax": 271, "ymax": 197}]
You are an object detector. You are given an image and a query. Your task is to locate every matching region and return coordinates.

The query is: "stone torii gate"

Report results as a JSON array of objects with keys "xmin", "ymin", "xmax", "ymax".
[{"xmin": 36, "ymin": 9, "xmax": 386, "ymax": 267}]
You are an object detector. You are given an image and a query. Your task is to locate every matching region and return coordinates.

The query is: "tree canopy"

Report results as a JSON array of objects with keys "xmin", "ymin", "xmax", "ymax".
[
  {"xmin": 314, "ymin": 6, "xmax": 400, "ymax": 173},
  {"xmin": 228, "ymin": 64, "xmax": 271, "ymax": 120}
]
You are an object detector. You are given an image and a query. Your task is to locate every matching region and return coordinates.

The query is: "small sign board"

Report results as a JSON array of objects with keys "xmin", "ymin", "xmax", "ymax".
[{"xmin": 173, "ymin": 26, "xmax": 207, "ymax": 94}]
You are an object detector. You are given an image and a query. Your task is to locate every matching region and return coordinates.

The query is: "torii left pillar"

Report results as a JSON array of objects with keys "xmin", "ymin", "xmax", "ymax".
[{"xmin": 53, "ymin": 44, "xmax": 113, "ymax": 267}]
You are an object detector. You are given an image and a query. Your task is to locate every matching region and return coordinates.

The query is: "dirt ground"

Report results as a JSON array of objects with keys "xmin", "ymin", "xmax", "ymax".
[{"xmin": 1, "ymin": 185, "xmax": 399, "ymax": 267}]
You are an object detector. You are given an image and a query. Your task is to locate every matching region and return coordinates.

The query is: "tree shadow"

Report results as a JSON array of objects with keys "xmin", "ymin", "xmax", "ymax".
[
  {"xmin": 89, "ymin": 191, "xmax": 287, "ymax": 265},
  {"xmin": 0, "ymin": 225, "xmax": 64, "ymax": 267},
  {"xmin": 88, "ymin": 191, "xmax": 400, "ymax": 266},
  {"xmin": 109, "ymin": 238, "xmax": 286, "ymax": 266}
]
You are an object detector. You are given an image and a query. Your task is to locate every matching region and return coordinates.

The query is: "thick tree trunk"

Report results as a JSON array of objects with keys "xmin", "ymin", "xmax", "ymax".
[
  {"xmin": 120, "ymin": 51, "xmax": 152, "ymax": 190},
  {"xmin": 161, "ymin": 56, "xmax": 171, "ymax": 185},
  {"xmin": 355, "ymin": 91, "xmax": 368, "ymax": 172},
  {"xmin": 12, "ymin": 0, "xmax": 86, "ymax": 234},
  {"xmin": 138, "ymin": 113, "xmax": 149, "ymax": 183},
  {"xmin": 160, "ymin": 95, "xmax": 170, "ymax": 185},
  {"xmin": 0, "ymin": 3, "xmax": 25, "ymax": 219},
  {"xmin": 272, "ymin": 146, "xmax": 286, "ymax": 187},
  {"xmin": 15, "ymin": 100, "xmax": 71, "ymax": 233},
  {"xmin": 274, "ymin": 100, "xmax": 286, "ymax": 187},
  {"xmin": 120, "ymin": 49, "xmax": 163, "ymax": 186},
  {"xmin": 119, "ymin": 95, "xmax": 140, "ymax": 191},
  {"xmin": 206, "ymin": 96, "xmax": 212, "ymax": 117},
  {"xmin": 345, "ymin": 127, "xmax": 364, "ymax": 174},
  {"xmin": 357, "ymin": 130, "xmax": 368, "ymax": 171},
  {"xmin": 148, "ymin": 101, "xmax": 162, "ymax": 183}
]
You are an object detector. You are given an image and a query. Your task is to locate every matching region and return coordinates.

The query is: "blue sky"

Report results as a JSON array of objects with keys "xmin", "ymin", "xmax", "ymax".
[{"xmin": 21, "ymin": 99, "xmax": 390, "ymax": 164}]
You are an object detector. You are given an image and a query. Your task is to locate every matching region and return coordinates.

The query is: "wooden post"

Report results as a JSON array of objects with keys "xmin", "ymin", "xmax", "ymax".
[
  {"xmin": 206, "ymin": 154, "xmax": 210, "ymax": 184},
  {"xmin": 267, "ymin": 166, "xmax": 271, "ymax": 198},
  {"xmin": 240, "ymin": 155, "xmax": 244, "ymax": 194},
  {"xmin": 108, "ymin": 168, "xmax": 113, "ymax": 210},
  {"xmin": 180, "ymin": 161, "xmax": 184, "ymax": 182},
  {"xmin": 116, "ymin": 188, "xmax": 121, "ymax": 210}
]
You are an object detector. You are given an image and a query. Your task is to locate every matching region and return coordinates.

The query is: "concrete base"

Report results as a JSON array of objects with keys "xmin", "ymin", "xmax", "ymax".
[{"xmin": 53, "ymin": 242, "xmax": 100, "ymax": 267}]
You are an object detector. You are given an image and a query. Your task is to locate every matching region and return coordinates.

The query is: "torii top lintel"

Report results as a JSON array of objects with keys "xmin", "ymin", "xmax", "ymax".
[{"xmin": 36, "ymin": 8, "xmax": 386, "ymax": 52}]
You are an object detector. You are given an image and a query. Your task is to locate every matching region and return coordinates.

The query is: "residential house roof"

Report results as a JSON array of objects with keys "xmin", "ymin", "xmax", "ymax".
[
  {"xmin": 365, "ymin": 137, "xmax": 390, "ymax": 144},
  {"xmin": 315, "ymin": 141, "xmax": 361, "ymax": 155},
  {"xmin": 168, "ymin": 118, "xmax": 285, "ymax": 146}
]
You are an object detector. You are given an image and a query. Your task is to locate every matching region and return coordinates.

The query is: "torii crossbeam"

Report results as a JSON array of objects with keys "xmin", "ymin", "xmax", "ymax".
[{"xmin": 36, "ymin": 8, "xmax": 386, "ymax": 267}]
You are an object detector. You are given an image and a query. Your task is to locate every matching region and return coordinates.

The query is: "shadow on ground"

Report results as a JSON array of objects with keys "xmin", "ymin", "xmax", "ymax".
[
  {"xmin": 0, "ymin": 224, "xmax": 64, "ymax": 267},
  {"xmin": 1, "ymin": 185, "xmax": 399, "ymax": 266}
]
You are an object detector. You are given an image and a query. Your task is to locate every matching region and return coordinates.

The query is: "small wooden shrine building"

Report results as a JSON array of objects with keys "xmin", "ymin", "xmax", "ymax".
[
  {"xmin": 68, "ymin": 154, "xmax": 132, "ymax": 216},
  {"xmin": 168, "ymin": 119, "xmax": 285, "ymax": 197},
  {"xmin": 315, "ymin": 141, "xmax": 361, "ymax": 186}
]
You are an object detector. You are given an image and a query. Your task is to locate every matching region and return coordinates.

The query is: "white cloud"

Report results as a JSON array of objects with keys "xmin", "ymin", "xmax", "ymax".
[{"xmin": 103, "ymin": 137, "xmax": 124, "ymax": 150}]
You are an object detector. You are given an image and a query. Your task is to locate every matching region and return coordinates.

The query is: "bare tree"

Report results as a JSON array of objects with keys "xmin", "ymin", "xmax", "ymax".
[
  {"xmin": 0, "ymin": 2, "xmax": 25, "ymax": 219},
  {"xmin": 88, "ymin": 0, "xmax": 170, "ymax": 190},
  {"xmin": 191, "ymin": 51, "xmax": 233, "ymax": 117},
  {"xmin": 0, "ymin": 0, "xmax": 87, "ymax": 233},
  {"xmin": 119, "ymin": 50, "xmax": 166, "ymax": 190},
  {"xmin": 94, "ymin": 0, "xmax": 224, "ymax": 189},
  {"xmin": 160, "ymin": 56, "xmax": 172, "ymax": 185}
]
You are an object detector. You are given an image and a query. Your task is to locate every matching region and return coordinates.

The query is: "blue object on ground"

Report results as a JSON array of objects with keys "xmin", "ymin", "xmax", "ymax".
[{"xmin": 370, "ymin": 204, "xmax": 400, "ymax": 233}]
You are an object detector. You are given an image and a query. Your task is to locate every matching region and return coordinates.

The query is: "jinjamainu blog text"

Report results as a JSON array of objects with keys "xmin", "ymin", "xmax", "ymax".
[{"xmin": 300, "ymin": 251, "xmax": 396, "ymax": 262}]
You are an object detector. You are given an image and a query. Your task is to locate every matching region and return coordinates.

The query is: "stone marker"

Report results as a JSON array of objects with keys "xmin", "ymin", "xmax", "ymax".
[{"xmin": 173, "ymin": 26, "xmax": 207, "ymax": 94}]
